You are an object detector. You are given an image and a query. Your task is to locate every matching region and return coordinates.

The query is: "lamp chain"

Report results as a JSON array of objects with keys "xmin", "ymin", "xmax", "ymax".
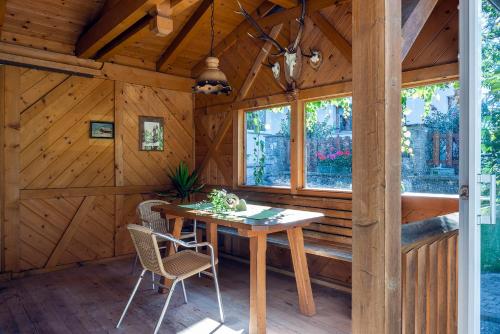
[{"xmin": 210, "ymin": 0, "xmax": 215, "ymax": 57}]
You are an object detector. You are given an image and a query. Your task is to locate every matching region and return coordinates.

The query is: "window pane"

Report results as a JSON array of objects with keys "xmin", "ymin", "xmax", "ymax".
[
  {"xmin": 245, "ymin": 106, "xmax": 291, "ymax": 186},
  {"xmin": 401, "ymin": 82, "xmax": 460, "ymax": 195},
  {"xmin": 305, "ymin": 98, "xmax": 353, "ymax": 190}
]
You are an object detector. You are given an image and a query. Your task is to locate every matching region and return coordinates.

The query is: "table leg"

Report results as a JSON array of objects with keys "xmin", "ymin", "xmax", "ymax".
[
  {"xmin": 249, "ymin": 233, "xmax": 267, "ymax": 334},
  {"xmin": 159, "ymin": 217, "xmax": 183, "ymax": 293},
  {"xmin": 168, "ymin": 217, "xmax": 184, "ymax": 255},
  {"xmin": 286, "ymin": 227, "xmax": 316, "ymax": 316},
  {"xmin": 206, "ymin": 222, "xmax": 218, "ymax": 260}
]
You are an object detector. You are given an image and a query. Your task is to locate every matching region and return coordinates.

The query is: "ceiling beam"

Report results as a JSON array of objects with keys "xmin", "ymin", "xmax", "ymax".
[
  {"xmin": 0, "ymin": 0, "xmax": 6, "ymax": 28},
  {"xmin": 170, "ymin": 0, "xmax": 202, "ymax": 14},
  {"xmin": 76, "ymin": 0, "xmax": 166, "ymax": 58},
  {"xmin": 236, "ymin": 24, "xmax": 283, "ymax": 101},
  {"xmin": 401, "ymin": 0, "xmax": 439, "ymax": 60},
  {"xmin": 156, "ymin": 0, "xmax": 211, "ymax": 72},
  {"xmin": 257, "ymin": 0, "xmax": 349, "ymax": 28},
  {"xmin": 268, "ymin": 0, "xmax": 297, "ymax": 8},
  {"xmin": 310, "ymin": 11, "xmax": 352, "ymax": 63},
  {"xmin": 95, "ymin": 15, "xmax": 170, "ymax": 61}
]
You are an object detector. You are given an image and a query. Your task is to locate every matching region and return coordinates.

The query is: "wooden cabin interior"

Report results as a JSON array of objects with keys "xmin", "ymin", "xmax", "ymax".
[{"xmin": 0, "ymin": 0, "xmax": 474, "ymax": 333}]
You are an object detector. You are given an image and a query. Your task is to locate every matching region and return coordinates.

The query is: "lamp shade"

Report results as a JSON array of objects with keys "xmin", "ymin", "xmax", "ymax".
[{"xmin": 193, "ymin": 57, "xmax": 232, "ymax": 95}]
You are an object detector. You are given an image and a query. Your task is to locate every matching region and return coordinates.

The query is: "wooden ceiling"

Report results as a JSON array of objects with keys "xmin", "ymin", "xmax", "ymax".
[{"xmin": 0, "ymin": 0, "xmax": 458, "ymax": 86}]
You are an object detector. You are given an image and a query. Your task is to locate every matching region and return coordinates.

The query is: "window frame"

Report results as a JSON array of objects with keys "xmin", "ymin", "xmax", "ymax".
[
  {"xmin": 239, "ymin": 104, "xmax": 293, "ymax": 190},
  {"xmin": 234, "ymin": 80, "xmax": 460, "ymax": 199}
]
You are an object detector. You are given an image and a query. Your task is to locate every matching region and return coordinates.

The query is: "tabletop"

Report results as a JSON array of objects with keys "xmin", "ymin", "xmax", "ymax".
[{"xmin": 152, "ymin": 202, "xmax": 324, "ymax": 233}]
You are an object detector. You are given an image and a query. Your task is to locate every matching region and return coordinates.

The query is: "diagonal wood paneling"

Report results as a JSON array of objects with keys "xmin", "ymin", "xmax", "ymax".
[
  {"xmin": 5, "ymin": 66, "xmax": 195, "ymax": 274},
  {"xmin": 117, "ymin": 82, "xmax": 194, "ymax": 187},
  {"xmin": 19, "ymin": 70, "xmax": 115, "ymax": 190},
  {"xmin": 19, "ymin": 195, "xmax": 115, "ymax": 270}
]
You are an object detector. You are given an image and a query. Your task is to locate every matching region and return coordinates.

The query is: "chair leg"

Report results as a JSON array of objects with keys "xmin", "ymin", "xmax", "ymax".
[
  {"xmin": 212, "ymin": 265, "xmax": 225, "ymax": 323},
  {"xmin": 153, "ymin": 280, "xmax": 178, "ymax": 334},
  {"xmin": 116, "ymin": 269, "xmax": 146, "ymax": 328},
  {"xmin": 193, "ymin": 220, "xmax": 198, "ymax": 253},
  {"xmin": 151, "ymin": 272, "xmax": 155, "ymax": 290},
  {"xmin": 181, "ymin": 279, "xmax": 188, "ymax": 303},
  {"xmin": 131, "ymin": 254, "xmax": 138, "ymax": 275}
]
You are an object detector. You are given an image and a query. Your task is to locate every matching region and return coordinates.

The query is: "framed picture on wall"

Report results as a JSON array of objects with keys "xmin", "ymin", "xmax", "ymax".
[
  {"xmin": 139, "ymin": 116, "xmax": 164, "ymax": 151},
  {"xmin": 90, "ymin": 121, "xmax": 114, "ymax": 139}
]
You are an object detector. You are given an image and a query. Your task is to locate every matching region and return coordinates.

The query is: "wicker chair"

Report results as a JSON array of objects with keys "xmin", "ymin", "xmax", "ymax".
[
  {"xmin": 132, "ymin": 200, "xmax": 199, "ymax": 279},
  {"xmin": 117, "ymin": 224, "xmax": 224, "ymax": 334}
]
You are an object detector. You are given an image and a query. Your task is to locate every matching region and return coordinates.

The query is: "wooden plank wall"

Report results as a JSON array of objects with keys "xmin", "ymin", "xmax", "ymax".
[{"xmin": 0, "ymin": 65, "xmax": 194, "ymax": 274}]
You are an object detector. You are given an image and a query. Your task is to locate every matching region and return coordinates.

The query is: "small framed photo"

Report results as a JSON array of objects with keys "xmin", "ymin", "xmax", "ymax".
[
  {"xmin": 139, "ymin": 116, "xmax": 164, "ymax": 151},
  {"xmin": 90, "ymin": 121, "xmax": 114, "ymax": 139}
]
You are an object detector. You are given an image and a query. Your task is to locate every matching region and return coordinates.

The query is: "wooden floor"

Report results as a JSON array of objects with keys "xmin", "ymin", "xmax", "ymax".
[{"xmin": 0, "ymin": 257, "xmax": 351, "ymax": 334}]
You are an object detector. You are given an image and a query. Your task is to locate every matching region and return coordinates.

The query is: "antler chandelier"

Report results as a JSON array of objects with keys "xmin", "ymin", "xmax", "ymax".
[{"xmin": 193, "ymin": 0, "xmax": 232, "ymax": 95}]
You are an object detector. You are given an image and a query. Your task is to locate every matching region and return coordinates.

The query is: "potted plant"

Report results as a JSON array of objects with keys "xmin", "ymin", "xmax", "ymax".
[{"xmin": 165, "ymin": 161, "xmax": 204, "ymax": 203}]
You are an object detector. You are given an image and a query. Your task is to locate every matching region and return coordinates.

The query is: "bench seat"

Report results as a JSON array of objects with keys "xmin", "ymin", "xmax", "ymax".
[{"xmin": 199, "ymin": 224, "xmax": 353, "ymax": 263}]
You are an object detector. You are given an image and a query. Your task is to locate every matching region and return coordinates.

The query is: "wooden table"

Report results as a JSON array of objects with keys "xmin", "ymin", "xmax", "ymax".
[{"xmin": 152, "ymin": 203, "xmax": 324, "ymax": 334}]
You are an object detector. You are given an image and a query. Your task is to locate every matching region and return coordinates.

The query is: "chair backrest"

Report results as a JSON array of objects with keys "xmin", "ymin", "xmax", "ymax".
[
  {"xmin": 127, "ymin": 224, "xmax": 173, "ymax": 278},
  {"xmin": 136, "ymin": 200, "xmax": 170, "ymax": 234}
]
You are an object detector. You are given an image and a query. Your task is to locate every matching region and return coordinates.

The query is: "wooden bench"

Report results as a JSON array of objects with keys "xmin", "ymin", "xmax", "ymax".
[{"xmin": 210, "ymin": 225, "xmax": 353, "ymax": 263}]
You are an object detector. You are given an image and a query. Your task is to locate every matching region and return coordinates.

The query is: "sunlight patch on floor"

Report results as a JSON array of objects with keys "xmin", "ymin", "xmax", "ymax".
[{"xmin": 178, "ymin": 318, "xmax": 244, "ymax": 334}]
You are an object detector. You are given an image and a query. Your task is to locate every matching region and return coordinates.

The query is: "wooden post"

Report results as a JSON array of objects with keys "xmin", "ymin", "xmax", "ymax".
[
  {"xmin": 352, "ymin": 0, "xmax": 402, "ymax": 333},
  {"xmin": 290, "ymin": 99, "xmax": 304, "ymax": 193},
  {"xmin": 1, "ymin": 66, "xmax": 21, "ymax": 273}
]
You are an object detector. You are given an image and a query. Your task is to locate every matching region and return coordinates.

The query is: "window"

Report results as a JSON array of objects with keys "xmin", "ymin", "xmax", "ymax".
[
  {"xmin": 304, "ymin": 97, "xmax": 353, "ymax": 190},
  {"xmin": 401, "ymin": 81, "xmax": 460, "ymax": 195},
  {"xmin": 238, "ymin": 82, "xmax": 460, "ymax": 196},
  {"xmin": 244, "ymin": 106, "xmax": 291, "ymax": 187}
]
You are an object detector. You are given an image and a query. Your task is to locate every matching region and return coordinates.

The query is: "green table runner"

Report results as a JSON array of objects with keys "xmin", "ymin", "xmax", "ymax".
[{"xmin": 178, "ymin": 202, "xmax": 282, "ymax": 220}]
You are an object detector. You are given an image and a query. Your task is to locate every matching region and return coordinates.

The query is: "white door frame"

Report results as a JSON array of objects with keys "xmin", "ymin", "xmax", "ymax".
[{"xmin": 458, "ymin": 0, "xmax": 482, "ymax": 333}]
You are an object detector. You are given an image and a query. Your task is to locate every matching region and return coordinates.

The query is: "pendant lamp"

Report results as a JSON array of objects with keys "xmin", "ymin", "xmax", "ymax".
[{"xmin": 193, "ymin": 0, "xmax": 232, "ymax": 95}]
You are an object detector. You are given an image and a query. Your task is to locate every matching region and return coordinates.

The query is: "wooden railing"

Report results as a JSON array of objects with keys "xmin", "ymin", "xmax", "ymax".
[{"xmin": 401, "ymin": 213, "xmax": 459, "ymax": 334}]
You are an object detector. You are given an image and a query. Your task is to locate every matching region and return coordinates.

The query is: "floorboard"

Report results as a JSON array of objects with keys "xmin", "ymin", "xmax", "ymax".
[{"xmin": 0, "ymin": 257, "xmax": 351, "ymax": 333}]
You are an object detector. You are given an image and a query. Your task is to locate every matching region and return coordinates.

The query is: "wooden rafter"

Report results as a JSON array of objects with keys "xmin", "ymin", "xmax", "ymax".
[
  {"xmin": 156, "ymin": 0, "xmax": 211, "ymax": 72},
  {"xmin": 76, "ymin": 0, "xmax": 166, "ymax": 58},
  {"xmin": 45, "ymin": 196, "xmax": 97, "ymax": 268},
  {"xmin": 95, "ymin": 15, "xmax": 172, "ymax": 61},
  {"xmin": 401, "ymin": 0, "xmax": 439, "ymax": 60},
  {"xmin": 171, "ymin": 0, "xmax": 202, "ymax": 14},
  {"xmin": 0, "ymin": 0, "xmax": 6, "ymax": 28},
  {"xmin": 236, "ymin": 24, "xmax": 284, "ymax": 101},
  {"xmin": 310, "ymin": 12, "xmax": 352, "ymax": 63},
  {"xmin": 268, "ymin": 0, "xmax": 297, "ymax": 8},
  {"xmin": 257, "ymin": 0, "xmax": 348, "ymax": 27}
]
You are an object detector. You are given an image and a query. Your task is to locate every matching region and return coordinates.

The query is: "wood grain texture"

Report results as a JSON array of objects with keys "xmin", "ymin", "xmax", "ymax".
[
  {"xmin": 249, "ymin": 233, "xmax": 267, "ymax": 334},
  {"xmin": 1, "ymin": 66, "xmax": 21, "ymax": 272},
  {"xmin": 0, "ymin": 257, "xmax": 352, "ymax": 333},
  {"xmin": 287, "ymin": 227, "xmax": 316, "ymax": 316},
  {"xmin": 351, "ymin": 0, "xmax": 402, "ymax": 333},
  {"xmin": 402, "ymin": 231, "xmax": 458, "ymax": 334},
  {"xmin": 1, "ymin": 65, "xmax": 194, "ymax": 273}
]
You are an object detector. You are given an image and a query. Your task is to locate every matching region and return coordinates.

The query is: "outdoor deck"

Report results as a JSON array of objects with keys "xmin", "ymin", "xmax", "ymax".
[{"xmin": 0, "ymin": 257, "xmax": 351, "ymax": 334}]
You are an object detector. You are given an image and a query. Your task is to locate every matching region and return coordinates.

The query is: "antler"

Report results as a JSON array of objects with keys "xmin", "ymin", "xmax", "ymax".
[
  {"xmin": 289, "ymin": 0, "xmax": 306, "ymax": 53},
  {"xmin": 236, "ymin": 1, "xmax": 286, "ymax": 56}
]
